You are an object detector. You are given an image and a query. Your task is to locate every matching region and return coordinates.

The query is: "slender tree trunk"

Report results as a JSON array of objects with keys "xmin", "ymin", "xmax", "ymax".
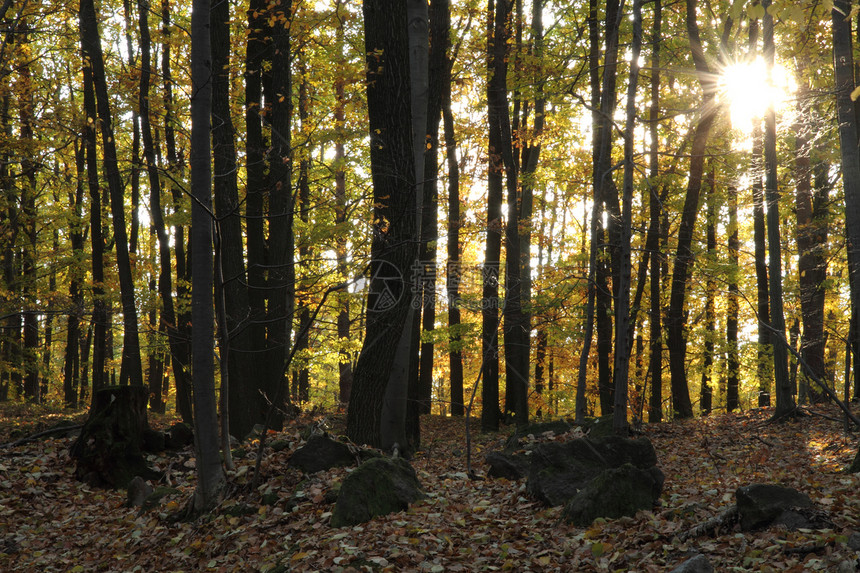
[
  {"xmin": 159, "ymin": 0, "xmax": 193, "ymax": 422},
  {"xmin": 333, "ymin": 5, "xmax": 353, "ymax": 405},
  {"xmin": 611, "ymin": 0, "xmax": 642, "ymax": 434},
  {"xmin": 647, "ymin": 0, "xmax": 663, "ymax": 424},
  {"xmin": 666, "ymin": 0, "xmax": 718, "ymax": 419},
  {"xmin": 727, "ymin": 183, "xmax": 740, "ymax": 411},
  {"xmin": 189, "ymin": 0, "xmax": 226, "ymax": 513},
  {"xmin": 139, "ymin": 0, "xmax": 192, "ymax": 415},
  {"xmin": 442, "ymin": 33, "xmax": 464, "ymax": 417},
  {"xmin": 293, "ymin": 58, "xmax": 312, "ymax": 405},
  {"xmin": 482, "ymin": 0, "xmax": 504, "ymax": 432},
  {"xmin": 700, "ymin": 168, "xmax": 716, "ymax": 415},
  {"xmin": 80, "ymin": 0, "xmax": 144, "ymax": 388},
  {"xmin": 762, "ymin": 0, "xmax": 793, "ymax": 418}
]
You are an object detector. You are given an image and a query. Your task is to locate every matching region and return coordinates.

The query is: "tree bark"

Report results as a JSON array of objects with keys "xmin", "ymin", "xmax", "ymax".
[
  {"xmin": 762, "ymin": 0, "xmax": 794, "ymax": 418},
  {"xmin": 189, "ymin": 0, "xmax": 226, "ymax": 512},
  {"xmin": 647, "ymin": 0, "xmax": 663, "ymax": 424},
  {"xmin": 666, "ymin": 0, "xmax": 718, "ymax": 419},
  {"xmin": 346, "ymin": 0, "xmax": 418, "ymax": 449},
  {"xmin": 80, "ymin": 0, "xmax": 144, "ymax": 388}
]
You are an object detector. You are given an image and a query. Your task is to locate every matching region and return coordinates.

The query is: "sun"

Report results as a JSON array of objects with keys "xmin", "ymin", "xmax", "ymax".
[{"xmin": 718, "ymin": 57, "xmax": 795, "ymax": 133}]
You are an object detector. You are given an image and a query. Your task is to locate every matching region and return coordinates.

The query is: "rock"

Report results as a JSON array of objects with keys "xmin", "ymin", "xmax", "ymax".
[
  {"xmin": 735, "ymin": 484, "xmax": 815, "ymax": 531},
  {"xmin": 527, "ymin": 435, "xmax": 661, "ymax": 506},
  {"xmin": 331, "ymin": 457, "xmax": 426, "ymax": 527},
  {"xmin": 486, "ymin": 451, "xmax": 530, "ymax": 480},
  {"xmin": 847, "ymin": 531, "xmax": 860, "ymax": 551},
  {"xmin": 669, "ymin": 554, "xmax": 714, "ymax": 573},
  {"xmin": 141, "ymin": 428, "xmax": 165, "ymax": 453},
  {"xmin": 562, "ymin": 463, "xmax": 663, "ymax": 526},
  {"xmin": 70, "ymin": 385, "xmax": 162, "ymax": 488},
  {"xmin": 127, "ymin": 476, "xmax": 154, "ymax": 508},
  {"xmin": 503, "ymin": 420, "xmax": 574, "ymax": 453},
  {"xmin": 582, "ymin": 415, "xmax": 617, "ymax": 438},
  {"xmin": 288, "ymin": 434, "xmax": 357, "ymax": 474},
  {"xmin": 165, "ymin": 422, "xmax": 194, "ymax": 449}
]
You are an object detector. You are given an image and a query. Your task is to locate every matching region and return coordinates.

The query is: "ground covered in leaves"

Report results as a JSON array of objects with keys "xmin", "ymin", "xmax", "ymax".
[{"xmin": 1, "ymin": 404, "xmax": 859, "ymax": 572}]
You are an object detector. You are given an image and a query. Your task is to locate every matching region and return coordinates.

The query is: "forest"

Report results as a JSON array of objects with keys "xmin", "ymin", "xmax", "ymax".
[{"xmin": 4, "ymin": 0, "xmax": 860, "ymax": 569}]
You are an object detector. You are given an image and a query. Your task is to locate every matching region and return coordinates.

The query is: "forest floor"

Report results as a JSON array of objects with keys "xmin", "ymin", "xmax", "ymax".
[{"xmin": 0, "ymin": 403, "xmax": 859, "ymax": 572}]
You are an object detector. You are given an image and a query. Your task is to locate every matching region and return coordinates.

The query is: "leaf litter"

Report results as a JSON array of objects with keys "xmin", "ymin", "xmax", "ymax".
[{"xmin": 0, "ymin": 405, "xmax": 858, "ymax": 571}]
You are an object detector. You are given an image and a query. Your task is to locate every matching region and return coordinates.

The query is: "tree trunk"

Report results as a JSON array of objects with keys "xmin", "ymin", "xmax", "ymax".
[
  {"xmin": 833, "ymin": 0, "xmax": 860, "ymax": 425},
  {"xmin": 666, "ymin": 0, "xmax": 717, "ymax": 419},
  {"xmin": 190, "ymin": 0, "xmax": 226, "ymax": 512},
  {"xmin": 700, "ymin": 168, "xmax": 716, "ymax": 415},
  {"xmin": 762, "ymin": 0, "xmax": 793, "ymax": 418},
  {"xmin": 139, "ymin": 0, "xmax": 193, "ymax": 416},
  {"xmin": 333, "ymin": 6, "xmax": 353, "ymax": 405},
  {"xmin": 481, "ymin": 0, "xmax": 504, "ymax": 432},
  {"xmin": 442, "ymin": 28, "xmax": 464, "ymax": 417},
  {"xmin": 647, "ymin": 0, "xmax": 663, "ymax": 424},
  {"xmin": 612, "ymin": 0, "xmax": 642, "ymax": 434},
  {"xmin": 80, "ymin": 0, "xmax": 144, "ymax": 388},
  {"xmin": 727, "ymin": 182, "xmax": 740, "ymax": 411},
  {"xmin": 346, "ymin": 0, "xmax": 418, "ymax": 449},
  {"xmin": 794, "ymin": 72, "xmax": 830, "ymax": 403},
  {"xmin": 159, "ymin": 0, "xmax": 193, "ymax": 423}
]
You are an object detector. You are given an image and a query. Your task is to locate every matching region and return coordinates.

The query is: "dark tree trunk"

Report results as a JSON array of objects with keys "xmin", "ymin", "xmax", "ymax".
[
  {"xmin": 64, "ymin": 140, "xmax": 86, "ymax": 408},
  {"xmin": 481, "ymin": 0, "xmax": 504, "ymax": 432},
  {"xmin": 80, "ymin": 0, "xmax": 144, "ymax": 388},
  {"xmin": 727, "ymin": 183, "xmax": 740, "ymax": 411},
  {"xmin": 70, "ymin": 385, "xmax": 160, "ymax": 488},
  {"xmin": 333, "ymin": 7, "xmax": 353, "ymax": 405},
  {"xmin": 794, "ymin": 73, "xmax": 830, "ymax": 403},
  {"xmin": 210, "ymin": 0, "xmax": 262, "ymax": 437},
  {"xmin": 80, "ymin": 43, "xmax": 108, "ymax": 398},
  {"xmin": 442, "ymin": 33, "xmax": 464, "ymax": 417},
  {"xmin": 666, "ymin": 0, "xmax": 718, "ymax": 419},
  {"xmin": 159, "ymin": 0, "xmax": 193, "ymax": 423},
  {"xmin": 833, "ymin": 0, "xmax": 860, "ymax": 422},
  {"xmin": 700, "ymin": 168, "xmax": 716, "ymax": 415},
  {"xmin": 346, "ymin": 0, "xmax": 418, "ymax": 448},
  {"xmin": 647, "ymin": 0, "xmax": 663, "ymax": 424},
  {"xmin": 140, "ymin": 0, "xmax": 192, "ymax": 416},
  {"xmin": 762, "ymin": 0, "xmax": 794, "ymax": 418},
  {"xmin": 293, "ymin": 58, "xmax": 312, "ymax": 405},
  {"xmin": 189, "ymin": 0, "xmax": 226, "ymax": 512},
  {"xmin": 612, "ymin": 0, "xmax": 642, "ymax": 434}
]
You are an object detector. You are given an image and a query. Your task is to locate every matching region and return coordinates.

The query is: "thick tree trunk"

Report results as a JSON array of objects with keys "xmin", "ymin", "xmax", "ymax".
[
  {"xmin": 833, "ymin": 0, "xmax": 860, "ymax": 423},
  {"xmin": 346, "ymin": 0, "xmax": 418, "ymax": 449}
]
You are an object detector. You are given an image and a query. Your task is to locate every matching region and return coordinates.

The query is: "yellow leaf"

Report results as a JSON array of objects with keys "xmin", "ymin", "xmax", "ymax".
[
  {"xmin": 291, "ymin": 552, "xmax": 308, "ymax": 561},
  {"xmin": 850, "ymin": 86, "xmax": 860, "ymax": 102}
]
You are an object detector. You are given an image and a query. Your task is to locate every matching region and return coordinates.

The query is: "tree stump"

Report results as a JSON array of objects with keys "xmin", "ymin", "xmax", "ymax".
[{"xmin": 70, "ymin": 385, "xmax": 162, "ymax": 488}]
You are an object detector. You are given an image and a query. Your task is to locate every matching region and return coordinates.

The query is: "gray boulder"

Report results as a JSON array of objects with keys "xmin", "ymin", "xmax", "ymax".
[
  {"xmin": 527, "ymin": 435, "xmax": 661, "ymax": 506},
  {"xmin": 503, "ymin": 420, "xmax": 574, "ymax": 453},
  {"xmin": 331, "ymin": 457, "xmax": 426, "ymax": 527},
  {"xmin": 486, "ymin": 451, "xmax": 531, "ymax": 480},
  {"xmin": 288, "ymin": 434, "xmax": 357, "ymax": 474},
  {"xmin": 562, "ymin": 463, "xmax": 663, "ymax": 526},
  {"xmin": 736, "ymin": 484, "xmax": 825, "ymax": 531},
  {"xmin": 670, "ymin": 554, "xmax": 714, "ymax": 573}
]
